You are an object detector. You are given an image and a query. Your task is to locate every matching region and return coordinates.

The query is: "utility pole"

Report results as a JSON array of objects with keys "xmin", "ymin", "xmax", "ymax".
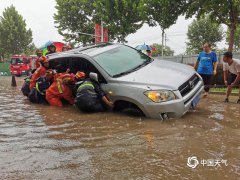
[
  {"xmin": 161, "ymin": 29, "xmax": 164, "ymax": 57},
  {"xmin": 165, "ymin": 33, "xmax": 167, "ymax": 47}
]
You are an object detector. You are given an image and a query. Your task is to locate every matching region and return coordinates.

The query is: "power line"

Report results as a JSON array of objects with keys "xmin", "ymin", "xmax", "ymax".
[
  {"xmin": 167, "ymin": 33, "xmax": 187, "ymax": 36},
  {"xmin": 167, "ymin": 39, "xmax": 186, "ymax": 49},
  {"xmin": 127, "ymin": 32, "xmax": 187, "ymax": 44}
]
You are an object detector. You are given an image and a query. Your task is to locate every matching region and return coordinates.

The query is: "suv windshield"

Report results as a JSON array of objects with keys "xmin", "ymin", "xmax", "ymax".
[
  {"xmin": 11, "ymin": 58, "xmax": 28, "ymax": 65},
  {"xmin": 93, "ymin": 46, "xmax": 152, "ymax": 77}
]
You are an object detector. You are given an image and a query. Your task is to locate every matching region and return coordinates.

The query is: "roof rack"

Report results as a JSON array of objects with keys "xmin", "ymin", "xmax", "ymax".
[
  {"xmin": 47, "ymin": 43, "xmax": 115, "ymax": 57},
  {"xmin": 72, "ymin": 42, "xmax": 113, "ymax": 53}
]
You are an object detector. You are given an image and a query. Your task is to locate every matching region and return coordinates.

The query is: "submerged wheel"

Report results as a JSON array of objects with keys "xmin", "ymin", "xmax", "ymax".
[{"xmin": 113, "ymin": 100, "xmax": 145, "ymax": 117}]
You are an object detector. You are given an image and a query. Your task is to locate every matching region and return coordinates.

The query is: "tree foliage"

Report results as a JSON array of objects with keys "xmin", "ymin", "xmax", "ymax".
[
  {"xmin": 151, "ymin": 43, "xmax": 174, "ymax": 57},
  {"xmin": 226, "ymin": 25, "xmax": 240, "ymax": 51},
  {"xmin": 186, "ymin": 16, "xmax": 224, "ymax": 54},
  {"xmin": 54, "ymin": 0, "xmax": 189, "ymax": 45},
  {"xmin": 144, "ymin": 0, "xmax": 186, "ymax": 30},
  {"xmin": 185, "ymin": 0, "xmax": 240, "ymax": 51},
  {"xmin": 95, "ymin": 0, "xmax": 144, "ymax": 43},
  {"xmin": 54, "ymin": 0, "xmax": 144, "ymax": 44},
  {"xmin": 54, "ymin": 0, "xmax": 96, "ymax": 45},
  {"xmin": 0, "ymin": 5, "xmax": 33, "ymax": 58}
]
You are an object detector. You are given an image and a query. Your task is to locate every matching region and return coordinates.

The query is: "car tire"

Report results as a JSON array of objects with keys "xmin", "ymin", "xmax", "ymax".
[{"xmin": 114, "ymin": 100, "xmax": 145, "ymax": 117}]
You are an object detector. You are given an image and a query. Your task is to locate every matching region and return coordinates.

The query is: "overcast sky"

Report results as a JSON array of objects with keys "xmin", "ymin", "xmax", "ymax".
[{"xmin": 0, "ymin": 0, "xmax": 212, "ymax": 55}]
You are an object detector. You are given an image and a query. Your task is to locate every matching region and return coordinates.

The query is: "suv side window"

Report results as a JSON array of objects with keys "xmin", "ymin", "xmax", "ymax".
[
  {"xmin": 49, "ymin": 57, "xmax": 107, "ymax": 84},
  {"xmin": 49, "ymin": 57, "xmax": 70, "ymax": 73},
  {"xmin": 69, "ymin": 57, "xmax": 107, "ymax": 84}
]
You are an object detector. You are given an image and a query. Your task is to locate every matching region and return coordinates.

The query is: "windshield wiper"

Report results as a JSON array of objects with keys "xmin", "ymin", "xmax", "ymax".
[
  {"xmin": 112, "ymin": 70, "xmax": 134, "ymax": 78},
  {"xmin": 132, "ymin": 59, "xmax": 152, "ymax": 71},
  {"xmin": 112, "ymin": 59, "xmax": 153, "ymax": 78}
]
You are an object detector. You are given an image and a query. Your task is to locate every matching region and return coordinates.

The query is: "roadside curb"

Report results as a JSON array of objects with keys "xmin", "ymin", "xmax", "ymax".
[{"xmin": 209, "ymin": 92, "xmax": 238, "ymax": 96}]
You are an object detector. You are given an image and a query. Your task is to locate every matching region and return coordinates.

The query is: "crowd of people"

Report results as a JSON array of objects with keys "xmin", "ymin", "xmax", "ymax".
[
  {"xmin": 21, "ymin": 43, "xmax": 113, "ymax": 112},
  {"xmin": 194, "ymin": 42, "xmax": 240, "ymax": 103}
]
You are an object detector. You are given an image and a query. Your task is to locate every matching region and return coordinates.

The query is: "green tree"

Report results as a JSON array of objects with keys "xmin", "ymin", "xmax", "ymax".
[
  {"xmin": 0, "ymin": 5, "xmax": 33, "ymax": 58},
  {"xmin": 144, "ymin": 0, "xmax": 186, "ymax": 30},
  {"xmin": 54, "ymin": 0, "xmax": 144, "ymax": 44},
  {"xmin": 143, "ymin": 0, "xmax": 186, "ymax": 56},
  {"xmin": 185, "ymin": 0, "xmax": 240, "ymax": 52},
  {"xmin": 151, "ymin": 43, "xmax": 174, "ymax": 57},
  {"xmin": 54, "ymin": 0, "xmax": 96, "ymax": 45},
  {"xmin": 94, "ymin": 0, "xmax": 144, "ymax": 43},
  {"xmin": 186, "ymin": 16, "xmax": 224, "ymax": 54},
  {"xmin": 25, "ymin": 43, "xmax": 36, "ymax": 56},
  {"xmin": 226, "ymin": 25, "xmax": 240, "ymax": 51}
]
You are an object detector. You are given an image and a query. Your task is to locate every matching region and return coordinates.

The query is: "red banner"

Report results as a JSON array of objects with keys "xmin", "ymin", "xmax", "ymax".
[
  {"xmin": 95, "ymin": 24, "xmax": 101, "ymax": 44},
  {"xmin": 103, "ymin": 27, "xmax": 108, "ymax": 43}
]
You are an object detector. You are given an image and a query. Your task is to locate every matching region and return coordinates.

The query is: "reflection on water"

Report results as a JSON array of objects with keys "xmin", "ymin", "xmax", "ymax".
[{"xmin": 0, "ymin": 77, "xmax": 239, "ymax": 179}]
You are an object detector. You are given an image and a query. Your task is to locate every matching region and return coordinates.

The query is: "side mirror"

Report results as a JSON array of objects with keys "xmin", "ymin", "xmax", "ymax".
[{"xmin": 89, "ymin": 72, "xmax": 98, "ymax": 82}]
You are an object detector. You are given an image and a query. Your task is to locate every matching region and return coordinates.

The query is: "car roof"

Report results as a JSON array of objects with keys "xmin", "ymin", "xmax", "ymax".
[{"xmin": 48, "ymin": 43, "xmax": 124, "ymax": 59}]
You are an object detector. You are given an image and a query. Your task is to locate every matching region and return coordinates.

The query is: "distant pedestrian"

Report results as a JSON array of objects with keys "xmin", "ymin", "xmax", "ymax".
[
  {"xmin": 146, "ymin": 50, "xmax": 152, "ymax": 57},
  {"xmin": 222, "ymin": 51, "xmax": 240, "ymax": 103},
  {"xmin": 194, "ymin": 42, "xmax": 218, "ymax": 97},
  {"xmin": 62, "ymin": 44, "xmax": 68, "ymax": 52},
  {"xmin": 67, "ymin": 44, "xmax": 72, "ymax": 50},
  {"xmin": 46, "ymin": 43, "xmax": 56, "ymax": 55}
]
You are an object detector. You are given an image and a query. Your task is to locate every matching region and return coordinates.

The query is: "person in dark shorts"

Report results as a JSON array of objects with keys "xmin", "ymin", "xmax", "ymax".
[
  {"xmin": 194, "ymin": 42, "xmax": 218, "ymax": 97},
  {"xmin": 223, "ymin": 51, "xmax": 240, "ymax": 103}
]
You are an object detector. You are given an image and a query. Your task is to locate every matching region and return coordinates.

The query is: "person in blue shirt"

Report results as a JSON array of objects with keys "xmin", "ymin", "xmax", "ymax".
[{"xmin": 194, "ymin": 42, "xmax": 218, "ymax": 97}]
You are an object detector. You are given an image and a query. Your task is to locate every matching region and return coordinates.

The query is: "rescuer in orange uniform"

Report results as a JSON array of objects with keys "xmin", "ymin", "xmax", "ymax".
[
  {"xmin": 35, "ymin": 49, "xmax": 43, "ymax": 69},
  {"xmin": 46, "ymin": 73, "xmax": 77, "ymax": 107},
  {"xmin": 29, "ymin": 56, "xmax": 49, "ymax": 91}
]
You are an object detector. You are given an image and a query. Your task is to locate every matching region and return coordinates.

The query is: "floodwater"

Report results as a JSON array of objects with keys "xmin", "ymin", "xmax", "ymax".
[{"xmin": 0, "ymin": 76, "xmax": 239, "ymax": 180}]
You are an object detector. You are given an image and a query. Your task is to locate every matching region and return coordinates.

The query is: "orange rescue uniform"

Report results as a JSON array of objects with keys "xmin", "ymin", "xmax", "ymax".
[
  {"xmin": 46, "ymin": 77, "xmax": 74, "ymax": 107},
  {"xmin": 35, "ymin": 57, "xmax": 41, "ymax": 69},
  {"xmin": 29, "ymin": 66, "xmax": 47, "ymax": 90}
]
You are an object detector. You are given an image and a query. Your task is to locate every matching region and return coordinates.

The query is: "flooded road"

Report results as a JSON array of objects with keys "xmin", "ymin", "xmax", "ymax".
[{"xmin": 0, "ymin": 76, "xmax": 239, "ymax": 179}]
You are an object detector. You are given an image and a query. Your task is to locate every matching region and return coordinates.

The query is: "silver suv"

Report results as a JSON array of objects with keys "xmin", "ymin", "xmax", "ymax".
[{"xmin": 48, "ymin": 43, "xmax": 203, "ymax": 119}]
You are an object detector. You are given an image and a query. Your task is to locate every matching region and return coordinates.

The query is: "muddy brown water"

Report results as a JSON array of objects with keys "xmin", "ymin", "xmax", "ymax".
[{"xmin": 0, "ymin": 76, "xmax": 239, "ymax": 180}]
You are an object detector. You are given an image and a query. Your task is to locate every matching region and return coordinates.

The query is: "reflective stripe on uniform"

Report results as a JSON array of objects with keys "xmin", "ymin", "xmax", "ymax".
[
  {"xmin": 57, "ymin": 79, "xmax": 63, "ymax": 94},
  {"xmin": 77, "ymin": 82, "xmax": 95, "ymax": 93},
  {"xmin": 36, "ymin": 82, "xmax": 45, "ymax": 95},
  {"xmin": 79, "ymin": 83, "xmax": 94, "ymax": 89}
]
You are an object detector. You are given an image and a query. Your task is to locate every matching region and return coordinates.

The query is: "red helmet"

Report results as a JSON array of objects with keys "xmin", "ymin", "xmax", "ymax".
[
  {"xmin": 62, "ymin": 74, "xmax": 75, "ymax": 83},
  {"xmin": 75, "ymin": 71, "xmax": 86, "ymax": 80}
]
